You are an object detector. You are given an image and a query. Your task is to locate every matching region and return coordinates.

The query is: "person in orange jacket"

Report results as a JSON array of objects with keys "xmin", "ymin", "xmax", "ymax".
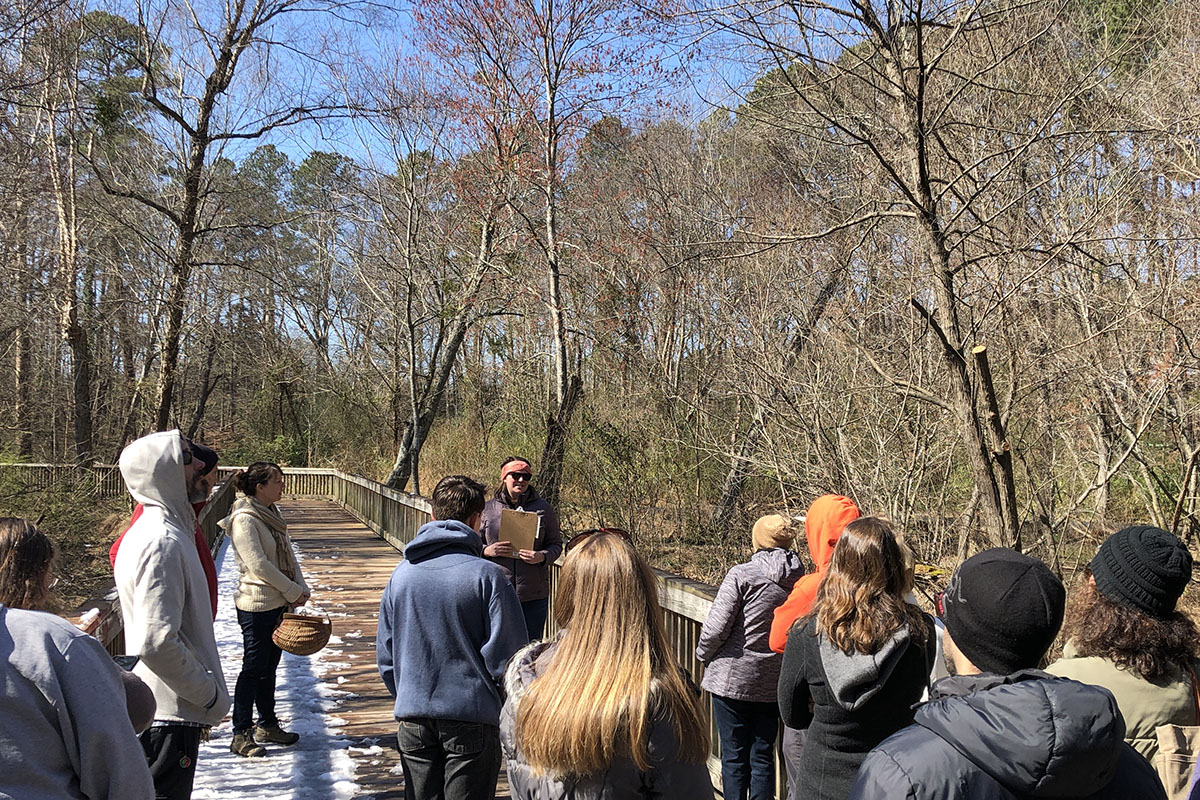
[
  {"xmin": 768, "ymin": 494, "xmax": 860, "ymax": 654},
  {"xmin": 769, "ymin": 494, "xmax": 860, "ymax": 800}
]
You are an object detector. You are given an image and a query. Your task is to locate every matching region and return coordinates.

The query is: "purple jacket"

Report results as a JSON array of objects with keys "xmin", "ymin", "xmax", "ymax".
[
  {"xmin": 480, "ymin": 490, "xmax": 562, "ymax": 602},
  {"xmin": 696, "ymin": 548, "xmax": 804, "ymax": 703}
]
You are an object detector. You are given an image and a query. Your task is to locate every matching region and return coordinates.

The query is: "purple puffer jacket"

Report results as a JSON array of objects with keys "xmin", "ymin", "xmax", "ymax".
[
  {"xmin": 480, "ymin": 490, "xmax": 562, "ymax": 603},
  {"xmin": 696, "ymin": 548, "xmax": 805, "ymax": 703}
]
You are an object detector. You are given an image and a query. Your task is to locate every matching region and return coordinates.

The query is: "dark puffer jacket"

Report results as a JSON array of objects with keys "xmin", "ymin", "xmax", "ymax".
[
  {"xmin": 848, "ymin": 670, "xmax": 1167, "ymax": 800},
  {"xmin": 481, "ymin": 490, "xmax": 562, "ymax": 602},
  {"xmin": 696, "ymin": 548, "xmax": 803, "ymax": 703},
  {"xmin": 500, "ymin": 638, "xmax": 716, "ymax": 800}
]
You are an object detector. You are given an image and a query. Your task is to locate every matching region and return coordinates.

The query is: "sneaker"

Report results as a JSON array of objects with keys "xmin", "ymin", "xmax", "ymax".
[
  {"xmin": 253, "ymin": 722, "xmax": 300, "ymax": 746},
  {"xmin": 230, "ymin": 731, "xmax": 267, "ymax": 758}
]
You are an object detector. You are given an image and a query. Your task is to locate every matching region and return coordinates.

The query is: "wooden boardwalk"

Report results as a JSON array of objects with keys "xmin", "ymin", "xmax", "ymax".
[{"xmin": 283, "ymin": 499, "xmax": 513, "ymax": 800}]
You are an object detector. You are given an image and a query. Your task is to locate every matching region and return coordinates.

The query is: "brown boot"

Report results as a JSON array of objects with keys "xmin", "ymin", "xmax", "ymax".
[
  {"xmin": 253, "ymin": 722, "xmax": 300, "ymax": 746},
  {"xmin": 230, "ymin": 731, "xmax": 267, "ymax": 757}
]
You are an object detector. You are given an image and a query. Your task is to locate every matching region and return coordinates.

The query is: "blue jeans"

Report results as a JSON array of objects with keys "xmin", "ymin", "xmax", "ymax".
[
  {"xmin": 233, "ymin": 606, "xmax": 285, "ymax": 732},
  {"xmin": 521, "ymin": 597, "xmax": 549, "ymax": 640},
  {"xmin": 396, "ymin": 717, "xmax": 501, "ymax": 800},
  {"xmin": 713, "ymin": 694, "xmax": 779, "ymax": 800}
]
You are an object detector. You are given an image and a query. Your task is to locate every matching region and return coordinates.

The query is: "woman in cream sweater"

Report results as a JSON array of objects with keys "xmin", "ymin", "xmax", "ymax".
[{"xmin": 221, "ymin": 461, "xmax": 310, "ymax": 757}]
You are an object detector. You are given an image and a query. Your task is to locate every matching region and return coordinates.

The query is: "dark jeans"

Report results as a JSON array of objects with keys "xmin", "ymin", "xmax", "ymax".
[
  {"xmin": 521, "ymin": 597, "xmax": 549, "ymax": 640},
  {"xmin": 140, "ymin": 725, "xmax": 201, "ymax": 800},
  {"xmin": 713, "ymin": 695, "xmax": 780, "ymax": 800},
  {"xmin": 233, "ymin": 606, "xmax": 285, "ymax": 732},
  {"xmin": 396, "ymin": 717, "xmax": 501, "ymax": 800}
]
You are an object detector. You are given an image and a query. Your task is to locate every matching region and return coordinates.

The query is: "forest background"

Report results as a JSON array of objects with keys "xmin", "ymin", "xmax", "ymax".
[{"xmin": 3, "ymin": 0, "xmax": 1199, "ymax": 605}]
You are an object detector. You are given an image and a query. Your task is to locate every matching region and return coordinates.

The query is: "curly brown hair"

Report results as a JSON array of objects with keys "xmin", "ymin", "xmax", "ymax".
[
  {"xmin": 1062, "ymin": 571, "xmax": 1198, "ymax": 683},
  {"xmin": 813, "ymin": 517, "xmax": 929, "ymax": 655}
]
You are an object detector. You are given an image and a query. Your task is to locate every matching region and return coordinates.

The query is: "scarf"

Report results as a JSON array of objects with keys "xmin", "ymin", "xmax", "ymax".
[{"xmin": 232, "ymin": 496, "xmax": 296, "ymax": 582}]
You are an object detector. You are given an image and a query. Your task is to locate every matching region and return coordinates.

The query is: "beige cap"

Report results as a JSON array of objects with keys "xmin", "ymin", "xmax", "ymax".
[{"xmin": 752, "ymin": 514, "xmax": 796, "ymax": 551}]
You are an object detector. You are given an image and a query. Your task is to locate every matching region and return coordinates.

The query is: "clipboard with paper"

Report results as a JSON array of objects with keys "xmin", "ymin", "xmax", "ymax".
[{"xmin": 500, "ymin": 508, "xmax": 541, "ymax": 553}]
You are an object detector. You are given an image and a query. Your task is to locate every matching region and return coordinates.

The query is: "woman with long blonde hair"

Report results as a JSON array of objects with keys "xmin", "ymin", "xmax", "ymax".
[
  {"xmin": 500, "ymin": 529, "xmax": 714, "ymax": 799},
  {"xmin": 777, "ymin": 516, "xmax": 934, "ymax": 800}
]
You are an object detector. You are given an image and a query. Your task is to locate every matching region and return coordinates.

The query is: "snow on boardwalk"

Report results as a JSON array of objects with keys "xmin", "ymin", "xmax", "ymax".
[{"xmin": 192, "ymin": 500, "xmax": 409, "ymax": 800}]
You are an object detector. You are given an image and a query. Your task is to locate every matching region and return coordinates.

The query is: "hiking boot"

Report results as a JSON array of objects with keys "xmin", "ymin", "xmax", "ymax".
[
  {"xmin": 230, "ymin": 731, "xmax": 267, "ymax": 757},
  {"xmin": 253, "ymin": 722, "xmax": 299, "ymax": 746}
]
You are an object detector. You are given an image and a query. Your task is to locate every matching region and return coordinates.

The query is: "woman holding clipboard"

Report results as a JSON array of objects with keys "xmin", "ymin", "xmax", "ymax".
[{"xmin": 481, "ymin": 457, "xmax": 563, "ymax": 640}]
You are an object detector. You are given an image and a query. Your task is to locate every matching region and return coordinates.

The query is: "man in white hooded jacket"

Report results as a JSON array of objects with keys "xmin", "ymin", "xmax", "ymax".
[{"xmin": 114, "ymin": 430, "xmax": 232, "ymax": 800}]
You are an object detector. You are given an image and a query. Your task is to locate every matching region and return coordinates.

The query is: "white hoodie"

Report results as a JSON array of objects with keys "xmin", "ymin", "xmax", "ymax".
[{"xmin": 114, "ymin": 430, "xmax": 231, "ymax": 726}]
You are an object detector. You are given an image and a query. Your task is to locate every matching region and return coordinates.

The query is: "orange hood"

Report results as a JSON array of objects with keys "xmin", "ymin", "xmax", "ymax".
[
  {"xmin": 769, "ymin": 494, "xmax": 860, "ymax": 653},
  {"xmin": 806, "ymin": 494, "xmax": 861, "ymax": 573}
]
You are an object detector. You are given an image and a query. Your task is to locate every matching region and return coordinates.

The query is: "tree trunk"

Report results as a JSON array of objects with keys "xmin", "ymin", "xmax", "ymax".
[
  {"xmin": 885, "ymin": 45, "xmax": 1022, "ymax": 550},
  {"xmin": 710, "ymin": 404, "xmax": 765, "ymax": 536},
  {"xmin": 538, "ymin": 375, "xmax": 583, "ymax": 509},
  {"xmin": 186, "ymin": 330, "xmax": 219, "ymax": 439},
  {"xmin": 154, "ymin": 231, "xmax": 197, "ymax": 430},
  {"xmin": 15, "ymin": 321, "xmax": 33, "ymax": 457},
  {"xmin": 385, "ymin": 220, "xmax": 497, "ymax": 492}
]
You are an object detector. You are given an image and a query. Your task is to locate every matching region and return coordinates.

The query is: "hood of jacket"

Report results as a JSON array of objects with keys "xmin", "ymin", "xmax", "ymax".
[
  {"xmin": 751, "ymin": 547, "xmax": 805, "ymax": 589},
  {"xmin": 118, "ymin": 430, "xmax": 195, "ymax": 533},
  {"xmin": 820, "ymin": 624, "xmax": 919, "ymax": 711},
  {"xmin": 805, "ymin": 495, "xmax": 859, "ymax": 573},
  {"xmin": 917, "ymin": 670, "xmax": 1127, "ymax": 797},
  {"xmin": 405, "ymin": 519, "xmax": 483, "ymax": 563}
]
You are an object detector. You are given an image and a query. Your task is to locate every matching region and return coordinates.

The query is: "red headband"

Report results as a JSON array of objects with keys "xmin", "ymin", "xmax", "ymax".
[{"xmin": 501, "ymin": 460, "xmax": 532, "ymax": 479}]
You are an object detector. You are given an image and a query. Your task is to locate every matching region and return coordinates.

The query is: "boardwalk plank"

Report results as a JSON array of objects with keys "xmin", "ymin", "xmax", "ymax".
[{"xmin": 284, "ymin": 499, "xmax": 512, "ymax": 800}]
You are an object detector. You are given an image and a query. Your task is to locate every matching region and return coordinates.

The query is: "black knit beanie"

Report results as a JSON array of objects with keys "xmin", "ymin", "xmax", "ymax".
[
  {"xmin": 942, "ymin": 548, "xmax": 1065, "ymax": 675},
  {"xmin": 1090, "ymin": 525, "xmax": 1192, "ymax": 619}
]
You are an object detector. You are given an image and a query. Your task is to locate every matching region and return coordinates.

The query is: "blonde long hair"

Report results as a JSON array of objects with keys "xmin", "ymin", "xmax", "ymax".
[{"xmin": 515, "ymin": 533, "xmax": 709, "ymax": 775}]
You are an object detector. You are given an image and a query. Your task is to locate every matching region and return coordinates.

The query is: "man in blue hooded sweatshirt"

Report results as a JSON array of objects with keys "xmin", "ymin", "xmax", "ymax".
[{"xmin": 377, "ymin": 474, "xmax": 528, "ymax": 800}]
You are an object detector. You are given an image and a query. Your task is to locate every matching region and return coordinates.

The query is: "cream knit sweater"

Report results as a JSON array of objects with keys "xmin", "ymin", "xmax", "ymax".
[{"xmin": 222, "ymin": 497, "xmax": 308, "ymax": 613}]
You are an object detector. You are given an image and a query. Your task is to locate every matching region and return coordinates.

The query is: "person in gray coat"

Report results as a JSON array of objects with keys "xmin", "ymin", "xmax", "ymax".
[
  {"xmin": 0, "ymin": 518, "xmax": 155, "ymax": 799},
  {"xmin": 697, "ymin": 514, "xmax": 803, "ymax": 800}
]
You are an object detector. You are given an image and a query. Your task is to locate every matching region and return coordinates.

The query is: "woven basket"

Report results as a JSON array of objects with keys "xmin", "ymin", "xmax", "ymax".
[{"xmin": 272, "ymin": 612, "xmax": 332, "ymax": 656}]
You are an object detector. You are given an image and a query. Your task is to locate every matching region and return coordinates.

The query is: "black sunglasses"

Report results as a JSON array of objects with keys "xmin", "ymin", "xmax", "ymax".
[
  {"xmin": 181, "ymin": 440, "xmax": 194, "ymax": 465},
  {"xmin": 509, "ymin": 472, "xmax": 532, "ymax": 482},
  {"xmin": 565, "ymin": 527, "xmax": 633, "ymax": 554}
]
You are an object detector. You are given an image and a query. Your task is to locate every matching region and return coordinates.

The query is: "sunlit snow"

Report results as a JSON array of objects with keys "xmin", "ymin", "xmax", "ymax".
[{"xmin": 191, "ymin": 536, "xmax": 363, "ymax": 800}]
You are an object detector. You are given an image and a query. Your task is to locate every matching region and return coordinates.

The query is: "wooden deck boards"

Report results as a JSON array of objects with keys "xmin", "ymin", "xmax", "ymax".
[{"xmin": 282, "ymin": 499, "xmax": 512, "ymax": 800}]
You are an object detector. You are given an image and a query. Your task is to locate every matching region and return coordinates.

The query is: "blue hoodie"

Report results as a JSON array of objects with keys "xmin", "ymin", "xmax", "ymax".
[{"xmin": 377, "ymin": 519, "xmax": 528, "ymax": 726}]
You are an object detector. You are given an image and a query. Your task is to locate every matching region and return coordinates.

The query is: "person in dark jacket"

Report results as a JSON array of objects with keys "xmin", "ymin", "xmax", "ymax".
[
  {"xmin": 377, "ymin": 475, "xmax": 528, "ymax": 800},
  {"xmin": 697, "ymin": 513, "xmax": 804, "ymax": 800},
  {"xmin": 849, "ymin": 547, "xmax": 1167, "ymax": 800},
  {"xmin": 480, "ymin": 456, "xmax": 563, "ymax": 640},
  {"xmin": 778, "ymin": 517, "xmax": 934, "ymax": 800}
]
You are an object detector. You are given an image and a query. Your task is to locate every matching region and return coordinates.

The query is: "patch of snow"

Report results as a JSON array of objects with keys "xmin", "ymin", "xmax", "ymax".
[{"xmin": 191, "ymin": 535, "xmax": 364, "ymax": 800}]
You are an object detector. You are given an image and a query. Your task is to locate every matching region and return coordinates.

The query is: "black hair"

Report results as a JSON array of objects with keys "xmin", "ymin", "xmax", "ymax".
[
  {"xmin": 432, "ymin": 475, "xmax": 487, "ymax": 523},
  {"xmin": 236, "ymin": 461, "xmax": 283, "ymax": 497}
]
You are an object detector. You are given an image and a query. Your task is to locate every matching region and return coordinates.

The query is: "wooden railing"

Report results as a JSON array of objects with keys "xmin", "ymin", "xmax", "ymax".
[
  {"xmin": 0, "ymin": 461, "xmax": 127, "ymax": 498},
  {"xmin": 2, "ymin": 463, "xmax": 784, "ymax": 795},
  {"xmin": 274, "ymin": 469, "xmax": 741, "ymax": 793}
]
